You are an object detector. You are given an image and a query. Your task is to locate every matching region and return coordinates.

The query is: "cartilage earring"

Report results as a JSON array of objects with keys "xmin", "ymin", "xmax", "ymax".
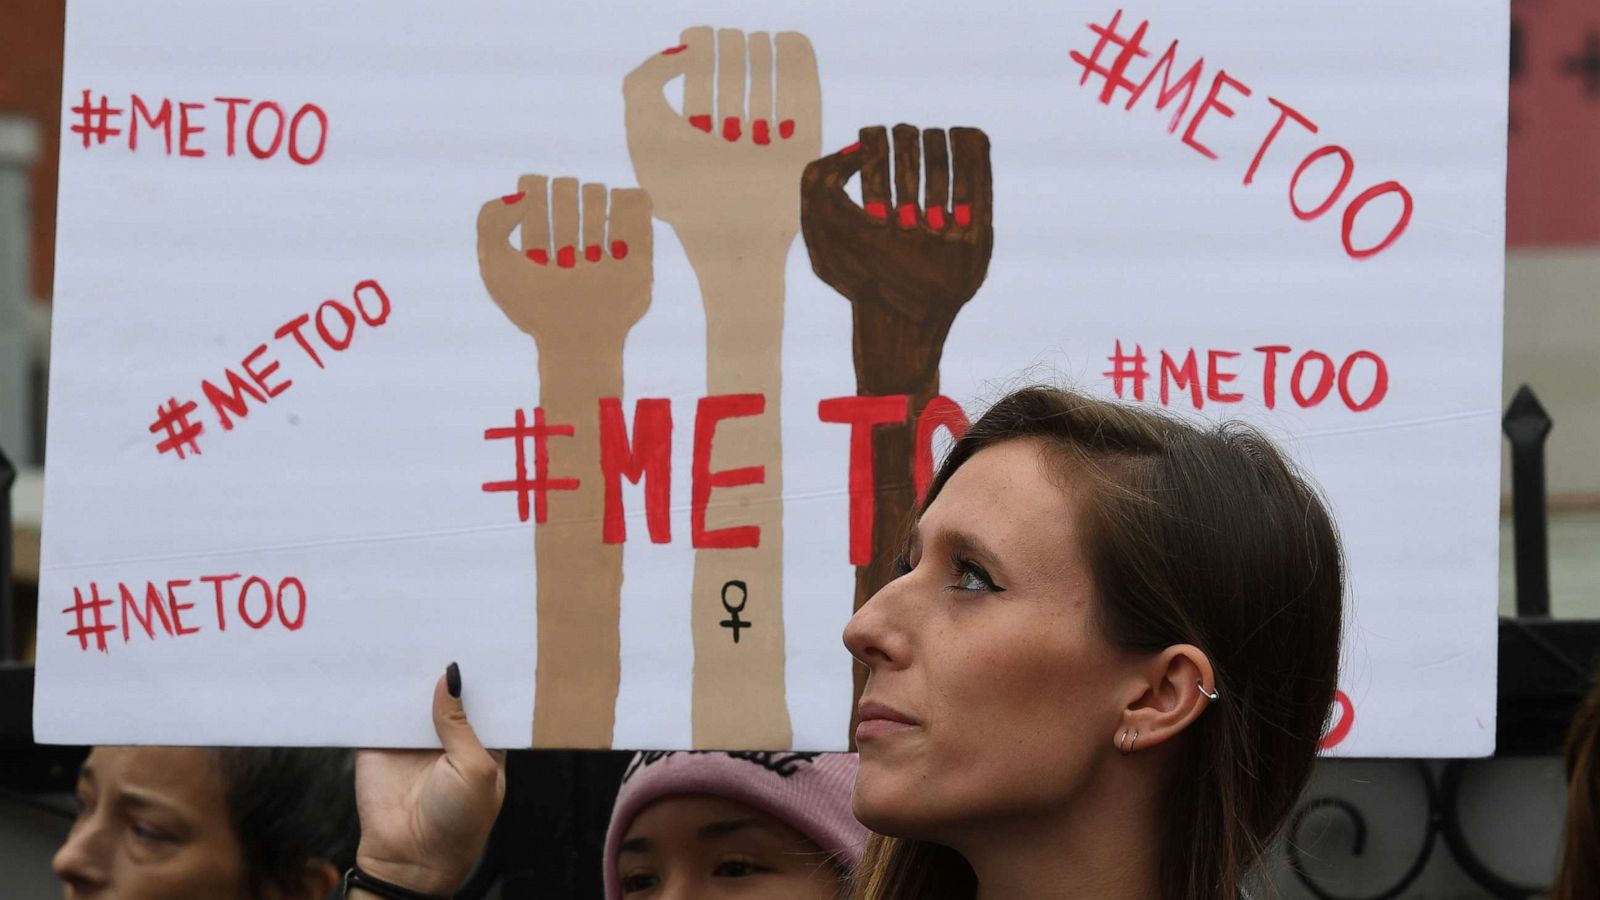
[{"xmin": 1198, "ymin": 680, "xmax": 1219, "ymax": 702}]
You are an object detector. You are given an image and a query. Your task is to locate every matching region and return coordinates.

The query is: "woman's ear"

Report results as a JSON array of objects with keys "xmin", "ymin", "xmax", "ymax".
[
  {"xmin": 1112, "ymin": 644, "xmax": 1216, "ymax": 754},
  {"xmin": 272, "ymin": 858, "xmax": 341, "ymax": 900}
]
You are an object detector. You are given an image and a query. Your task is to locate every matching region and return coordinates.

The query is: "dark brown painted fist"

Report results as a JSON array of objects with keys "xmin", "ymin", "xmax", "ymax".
[{"xmin": 801, "ymin": 125, "xmax": 994, "ymax": 332}]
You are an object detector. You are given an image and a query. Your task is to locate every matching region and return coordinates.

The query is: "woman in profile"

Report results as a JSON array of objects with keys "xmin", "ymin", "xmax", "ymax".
[
  {"xmin": 54, "ymin": 746, "xmax": 357, "ymax": 899},
  {"xmin": 349, "ymin": 386, "xmax": 1344, "ymax": 900}
]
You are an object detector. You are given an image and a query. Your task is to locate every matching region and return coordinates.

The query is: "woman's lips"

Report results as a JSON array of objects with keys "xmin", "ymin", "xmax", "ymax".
[{"xmin": 856, "ymin": 699, "xmax": 920, "ymax": 741}]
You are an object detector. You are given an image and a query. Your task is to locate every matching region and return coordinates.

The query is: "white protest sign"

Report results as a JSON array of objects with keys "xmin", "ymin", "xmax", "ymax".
[{"xmin": 36, "ymin": 0, "xmax": 1505, "ymax": 755}]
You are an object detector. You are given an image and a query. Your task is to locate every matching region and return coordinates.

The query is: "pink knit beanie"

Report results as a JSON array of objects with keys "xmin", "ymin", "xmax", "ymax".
[{"xmin": 603, "ymin": 751, "xmax": 867, "ymax": 899}]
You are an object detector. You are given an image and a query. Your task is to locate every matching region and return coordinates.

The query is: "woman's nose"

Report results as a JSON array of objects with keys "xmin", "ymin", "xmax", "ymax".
[
  {"xmin": 52, "ymin": 816, "xmax": 111, "ymax": 894},
  {"xmin": 842, "ymin": 577, "xmax": 909, "ymax": 671}
]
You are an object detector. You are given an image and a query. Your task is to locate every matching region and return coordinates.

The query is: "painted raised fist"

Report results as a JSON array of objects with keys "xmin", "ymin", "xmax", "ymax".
[
  {"xmin": 476, "ymin": 176, "xmax": 653, "ymax": 348},
  {"xmin": 625, "ymin": 27, "xmax": 821, "ymax": 258},
  {"xmin": 801, "ymin": 125, "xmax": 993, "ymax": 388}
]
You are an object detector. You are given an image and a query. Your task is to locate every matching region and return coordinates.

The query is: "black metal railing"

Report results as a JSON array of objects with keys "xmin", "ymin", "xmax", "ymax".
[{"xmin": 1285, "ymin": 384, "xmax": 1599, "ymax": 899}]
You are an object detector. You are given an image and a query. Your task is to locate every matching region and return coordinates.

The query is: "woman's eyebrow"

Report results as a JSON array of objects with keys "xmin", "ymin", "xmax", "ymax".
[
  {"xmin": 619, "ymin": 836, "xmax": 653, "ymax": 854},
  {"xmin": 945, "ymin": 528, "xmax": 1007, "ymax": 570},
  {"xmin": 115, "ymin": 787, "xmax": 185, "ymax": 817},
  {"xmin": 698, "ymin": 817, "xmax": 776, "ymax": 840}
]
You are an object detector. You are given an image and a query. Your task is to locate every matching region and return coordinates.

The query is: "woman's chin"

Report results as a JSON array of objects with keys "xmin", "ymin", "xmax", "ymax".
[{"xmin": 851, "ymin": 771, "xmax": 931, "ymax": 838}]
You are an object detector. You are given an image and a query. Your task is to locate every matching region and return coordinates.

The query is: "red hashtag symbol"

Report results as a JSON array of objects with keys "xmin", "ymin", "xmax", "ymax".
[
  {"xmin": 1104, "ymin": 340, "xmax": 1149, "ymax": 401},
  {"xmin": 482, "ymin": 407, "xmax": 579, "ymax": 523},
  {"xmin": 63, "ymin": 584, "xmax": 116, "ymax": 653},
  {"xmin": 150, "ymin": 397, "xmax": 204, "ymax": 459},
  {"xmin": 69, "ymin": 89, "xmax": 124, "ymax": 148},
  {"xmin": 1069, "ymin": 10, "xmax": 1151, "ymax": 105}
]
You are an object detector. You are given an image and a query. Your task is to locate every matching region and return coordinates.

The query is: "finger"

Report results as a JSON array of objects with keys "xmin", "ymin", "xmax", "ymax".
[
  {"xmin": 858, "ymin": 126, "xmax": 891, "ymax": 221},
  {"xmin": 550, "ymin": 177, "xmax": 580, "ymax": 268},
  {"xmin": 606, "ymin": 187, "xmax": 652, "ymax": 263},
  {"xmin": 432, "ymin": 663, "xmax": 492, "ymax": 763},
  {"xmin": 716, "ymin": 28, "xmax": 746, "ymax": 142},
  {"xmin": 681, "ymin": 26, "xmax": 715, "ymax": 133},
  {"xmin": 622, "ymin": 39, "xmax": 692, "ymax": 137},
  {"xmin": 774, "ymin": 32, "xmax": 819, "ymax": 143},
  {"xmin": 922, "ymin": 128, "xmax": 950, "ymax": 230},
  {"xmin": 950, "ymin": 127, "xmax": 993, "ymax": 230},
  {"xmin": 477, "ymin": 191, "xmax": 525, "ymax": 269},
  {"xmin": 892, "ymin": 123, "xmax": 921, "ymax": 227},
  {"xmin": 581, "ymin": 182, "xmax": 607, "ymax": 263},
  {"xmin": 516, "ymin": 174, "xmax": 550, "ymax": 262},
  {"xmin": 748, "ymin": 31, "xmax": 774, "ymax": 145}
]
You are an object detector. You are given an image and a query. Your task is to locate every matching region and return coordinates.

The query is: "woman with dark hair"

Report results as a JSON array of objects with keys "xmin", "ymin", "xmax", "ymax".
[
  {"xmin": 54, "ymin": 746, "xmax": 358, "ymax": 899},
  {"xmin": 1552, "ymin": 672, "xmax": 1600, "ymax": 900},
  {"xmin": 349, "ymin": 385, "xmax": 1344, "ymax": 900}
]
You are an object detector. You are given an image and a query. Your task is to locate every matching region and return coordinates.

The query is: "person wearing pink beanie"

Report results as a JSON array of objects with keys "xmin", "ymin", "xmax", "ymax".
[{"xmin": 602, "ymin": 751, "xmax": 867, "ymax": 899}]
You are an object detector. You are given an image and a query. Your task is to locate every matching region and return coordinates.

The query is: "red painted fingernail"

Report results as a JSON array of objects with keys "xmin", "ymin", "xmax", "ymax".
[
  {"xmin": 897, "ymin": 204, "xmax": 918, "ymax": 227},
  {"xmin": 526, "ymin": 249, "xmax": 548, "ymax": 265},
  {"xmin": 954, "ymin": 204, "xmax": 972, "ymax": 227},
  {"xmin": 753, "ymin": 119, "xmax": 771, "ymax": 145},
  {"xmin": 557, "ymin": 246, "xmax": 576, "ymax": 268},
  {"xmin": 611, "ymin": 240, "xmax": 629, "ymax": 260},
  {"xmin": 723, "ymin": 117, "xmax": 741, "ymax": 142},
  {"xmin": 864, "ymin": 201, "xmax": 888, "ymax": 220},
  {"xmin": 689, "ymin": 114, "xmax": 713, "ymax": 133},
  {"xmin": 662, "ymin": 44, "xmax": 687, "ymax": 55},
  {"xmin": 838, "ymin": 141, "xmax": 861, "ymax": 155},
  {"xmin": 927, "ymin": 207, "xmax": 946, "ymax": 230},
  {"xmin": 585, "ymin": 245, "xmax": 602, "ymax": 263},
  {"xmin": 501, "ymin": 191, "xmax": 526, "ymax": 204},
  {"xmin": 779, "ymin": 119, "xmax": 795, "ymax": 139}
]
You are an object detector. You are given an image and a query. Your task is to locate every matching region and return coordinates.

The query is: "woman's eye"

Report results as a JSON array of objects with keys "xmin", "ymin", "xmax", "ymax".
[
  {"xmin": 951, "ymin": 558, "xmax": 1004, "ymax": 593},
  {"xmin": 129, "ymin": 821, "xmax": 173, "ymax": 843},
  {"xmin": 713, "ymin": 859, "xmax": 767, "ymax": 878},
  {"xmin": 620, "ymin": 872, "xmax": 659, "ymax": 893}
]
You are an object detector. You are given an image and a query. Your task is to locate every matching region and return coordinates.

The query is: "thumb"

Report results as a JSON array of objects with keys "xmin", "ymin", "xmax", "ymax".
[
  {"xmin": 803, "ymin": 142, "xmax": 866, "ymax": 197},
  {"xmin": 622, "ymin": 48, "xmax": 687, "ymax": 132},
  {"xmin": 432, "ymin": 662, "xmax": 490, "ymax": 763},
  {"xmin": 801, "ymin": 145, "xmax": 868, "ymax": 238}
]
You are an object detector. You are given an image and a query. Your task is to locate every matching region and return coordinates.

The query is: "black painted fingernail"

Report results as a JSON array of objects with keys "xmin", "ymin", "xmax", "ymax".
[{"xmin": 446, "ymin": 662, "xmax": 462, "ymax": 699}]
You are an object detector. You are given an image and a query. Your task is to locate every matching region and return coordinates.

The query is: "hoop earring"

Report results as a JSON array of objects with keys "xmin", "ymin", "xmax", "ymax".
[
  {"xmin": 1128, "ymin": 730, "xmax": 1139, "ymax": 752},
  {"xmin": 1198, "ymin": 680, "xmax": 1219, "ymax": 702}
]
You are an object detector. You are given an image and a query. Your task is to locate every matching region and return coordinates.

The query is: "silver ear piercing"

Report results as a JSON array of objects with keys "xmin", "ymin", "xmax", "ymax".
[
  {"xmin": 1198, "ymin": 680, "xmax": 1219, "ymax": 702},
  {"xmin": 1118, "ymin": 729, "xmax": 1140, "ymax": 753}
]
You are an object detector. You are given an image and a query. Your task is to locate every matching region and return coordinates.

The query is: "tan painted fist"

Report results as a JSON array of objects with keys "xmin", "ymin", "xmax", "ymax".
[
  {"xmin": 476, "ymin": 176, "xmax": 653, "ymax": 349},
  {"xmin": 625, "ymin": 27, "xmax": 821, "ymax": 256}
]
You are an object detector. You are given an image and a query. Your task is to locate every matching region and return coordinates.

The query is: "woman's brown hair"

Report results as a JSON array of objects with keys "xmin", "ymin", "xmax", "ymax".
[
  {"xmin": 1552, "ymin": 672, "xmax": 1600, "ymax": 900},
  {"xmin": 848, "ymin": 386, "xmax": 1344, "ymax": 900}
]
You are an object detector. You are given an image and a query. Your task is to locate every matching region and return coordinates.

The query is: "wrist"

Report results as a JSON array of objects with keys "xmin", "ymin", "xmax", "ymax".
[{"xmin": 352, "ymin": 855, "xmax": 466, "ymax": 898}]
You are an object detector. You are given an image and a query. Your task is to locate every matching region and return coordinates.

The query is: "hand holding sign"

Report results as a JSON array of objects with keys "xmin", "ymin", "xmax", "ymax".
[{"xmin": 354, "ymin": 667, "xmax": 504, "ymax": 896}]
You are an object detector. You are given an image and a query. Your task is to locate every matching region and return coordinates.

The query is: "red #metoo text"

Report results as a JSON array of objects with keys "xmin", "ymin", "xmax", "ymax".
[
  {"xmin": 63, "ymin": 574, "xmax": 307, "ymax": 653},
  {"xmin": 1104, "ymin": 341, "xmax": 1389, "ymax": 412},
  {"xmin": 70, "ymin": 90, "xmax": 329, "ymax": 164},
  {"xmin": 148, "ymin": 279, "xmax": 392, "ymax": 460},
  {"xmin": 1068, "ymin": 10, "xmax": 1414, "ymax": 259},
  {"xmin": 482, "ymin": 394, "xmax": 969, "ymax": 566}
]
